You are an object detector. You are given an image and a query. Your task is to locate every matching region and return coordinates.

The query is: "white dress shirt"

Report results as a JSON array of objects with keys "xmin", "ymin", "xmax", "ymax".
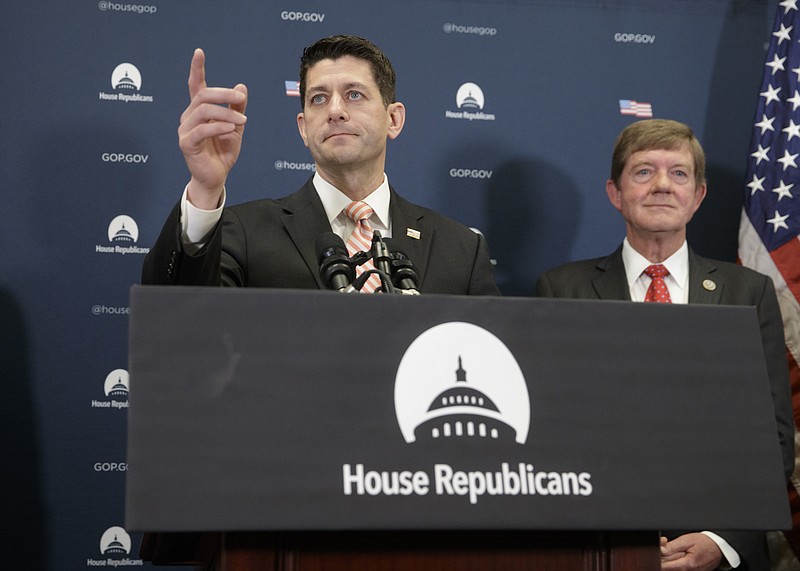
[{"xmin": 621, "ymin": 238, "xmax": 689, "ymax": 304}]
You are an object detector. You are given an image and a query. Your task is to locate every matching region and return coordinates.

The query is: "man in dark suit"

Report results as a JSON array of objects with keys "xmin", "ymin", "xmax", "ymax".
[
  {"xmin": 536, "ymin": 119, "xmax": 793, "ymax": 571},
  {"xmin": 142, "ymin": 35, "xmax": 498, "ymax": 295}
]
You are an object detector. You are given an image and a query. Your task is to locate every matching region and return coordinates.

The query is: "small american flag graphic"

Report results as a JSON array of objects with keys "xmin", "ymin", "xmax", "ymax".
[
  {"xmin": 619, "ymin": 99, "xmax": 653, "ymax": 118},
  {"xmin": 285, "ymin": 80, "xmax": 300, "ymax": 97}
]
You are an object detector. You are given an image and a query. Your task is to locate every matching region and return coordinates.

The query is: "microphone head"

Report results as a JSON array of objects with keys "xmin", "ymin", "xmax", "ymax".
[
  {"xmin": 315, "ymin": 232, "xmax": 355, "ymax": 290},
  {"xmin": 381, "ymin": 239, "xmax": 419, "ymax": 291},
  {"xmin": 315, "ymin": 232, "xmax": 348, "ymax": 264}
]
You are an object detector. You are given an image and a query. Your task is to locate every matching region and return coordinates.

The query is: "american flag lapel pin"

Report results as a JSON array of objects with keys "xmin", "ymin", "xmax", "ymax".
[{"xmin": 406, "ymin": 228, "xmax": 421, "ymax": 240}]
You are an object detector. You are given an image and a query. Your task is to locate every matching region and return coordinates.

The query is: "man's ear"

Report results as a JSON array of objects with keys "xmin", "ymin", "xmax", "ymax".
[
  {"xmin": 297, "ymin": 112, "xmax": 309, "ymax": 147},
  {"xmin": 691, "ymin": 182, "xmax": 707, "ymax": 216},
  {"xmin": 605, "ymin": 179, "xmax": 622, "ymax": 213},
  {"xmin": 386, "ymin": 102, "xmax": 406, "ymax": 140}
]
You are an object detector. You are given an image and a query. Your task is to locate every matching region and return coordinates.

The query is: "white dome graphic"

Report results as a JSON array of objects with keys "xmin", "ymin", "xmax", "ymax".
[
  {"xmin": 100, "ymin": 526, "xmax": 131, "ymax": 555},
  {"xmin": 395, "ymin": 322, "xmax": 529, "ymax": 444},
  {"xmin": 111, "ymin": 63, "xmax": 142, "ymax": 91},
  {"xmin": 456, "ymin": 82, "xmax": 484, "ymax": 109},
  {"xmin": 108, "ymin": 215, "xmax": 139, "ymax": 243},
  {"xmin": 104, "ymin": 369, "xmax": 129, "ymax": 397}
]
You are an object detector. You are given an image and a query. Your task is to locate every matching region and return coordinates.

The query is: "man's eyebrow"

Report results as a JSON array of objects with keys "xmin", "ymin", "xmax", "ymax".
[
  {"xmin": 342, "ymin": 81, "xmax": 370, "ymax": 91},
  {"xmin": 628, "ymin": 161, "xmax": 693, "ymax": 176},
  {"xmin": 307, "ymin": 81, "xmax": 370, "ymax": 94}
]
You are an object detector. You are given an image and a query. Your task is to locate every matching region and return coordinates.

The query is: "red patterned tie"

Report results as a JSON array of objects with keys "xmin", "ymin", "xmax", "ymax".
[
  {"xmin": 344, "ymin": 201, "xmax": 381, "ymax": 293},
  {"xmin": 643, "ymin": 264, "xmax": 672, "ymax": 303}
]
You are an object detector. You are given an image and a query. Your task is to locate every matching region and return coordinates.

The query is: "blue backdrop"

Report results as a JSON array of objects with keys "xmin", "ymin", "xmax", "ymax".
[{"xmin": 0, "ymin": 0, "xmax": 774, "ymax": 568}]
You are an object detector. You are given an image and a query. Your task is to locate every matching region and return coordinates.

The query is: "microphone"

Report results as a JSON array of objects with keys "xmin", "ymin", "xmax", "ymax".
[
  {"xmin": 383, "ymin": 238, "xmax": 420, "ymax": 294},
  {"xmin": 315, "ymin": 232, "xmax": 355, "ymax": 291},
  {"xmin": 369, "ymin": 230, "xmax": 395, "ymax": 294},
  {"xmin": 390, "ymin": 252, "xmax": 420, "ymax": 293}
]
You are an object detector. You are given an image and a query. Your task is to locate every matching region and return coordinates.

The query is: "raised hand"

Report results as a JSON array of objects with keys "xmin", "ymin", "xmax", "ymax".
[{"xmin": 178, "ymin": 48, "xmax": 248, "ymax": 210}]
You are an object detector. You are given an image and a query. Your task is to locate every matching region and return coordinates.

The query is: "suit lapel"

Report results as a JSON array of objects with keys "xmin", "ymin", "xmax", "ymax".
[
  {"xmin": 387, "ymin": 189, "xmax": 432, "ymax": 283},
  {"xmin": 592, "ymin": 247, "xmax": 632, "ymax": 300},
  {"xmin": 280, "ymin": 179, "xmax": 332, "ymax": 288},
  {"xmin": 687, "ymin": 250, "xmax": 723, "ymax": 304}
]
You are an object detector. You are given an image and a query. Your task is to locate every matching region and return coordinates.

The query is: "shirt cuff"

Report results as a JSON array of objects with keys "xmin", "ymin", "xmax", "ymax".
[
  {"xmin": 180, "ymin": 186, "xmax": 225, "ymax": 253},
  {"xmin": 701, "ymin": 531, "xmax": 740, "ymax": 569}
]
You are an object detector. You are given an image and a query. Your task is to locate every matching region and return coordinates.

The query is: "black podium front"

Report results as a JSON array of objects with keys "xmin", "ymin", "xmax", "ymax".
[{"xmin": 126, "ymin": 286, "xmax": 789, "ymax": 569}]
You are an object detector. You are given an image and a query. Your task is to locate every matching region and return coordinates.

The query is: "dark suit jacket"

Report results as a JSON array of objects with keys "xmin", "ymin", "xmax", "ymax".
[
  {"xmin": 142, "ymin": 178, "xmax": 499, "ymax": 295},
  {"xmin": 535, "ymin": 245, "xmax": 793, "ymax": 571}
]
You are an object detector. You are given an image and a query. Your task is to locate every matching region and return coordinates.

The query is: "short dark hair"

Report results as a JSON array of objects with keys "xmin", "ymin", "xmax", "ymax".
[
  {"xmin": 299, "ymin": 35, "xmax": 397, "ymax": 108},
  {"xmin": 610, "ymin": 119, "xmax": 706, "ymax": 188}
]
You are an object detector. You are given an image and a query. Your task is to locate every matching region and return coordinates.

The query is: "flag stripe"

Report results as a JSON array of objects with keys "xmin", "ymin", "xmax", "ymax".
[
  {"xmin": 770, "ymin": 238, "xmax": 800, "ymax": 367},
  {"xmin": 786, "ymin": 348, "xmax": 800, "ymax": 558},
  {"xmin": 772, "ymin": 237, "xmax": 800, "ymax": 310},
  {"xmin": 789, "ymin": 348, "xmax": 800, "ymax": 560}
]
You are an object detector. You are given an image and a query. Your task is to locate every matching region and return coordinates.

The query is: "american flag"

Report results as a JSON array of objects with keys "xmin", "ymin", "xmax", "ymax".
[
  {"xmin": 619, "ymin": 99, "xmax": 653, "ymax": 118},
  {"xmin": 285, "ymin": 80, "xmax": 300, "ymax": 97},
  {"xmin": 738, "ymin": 0, "xmax": 800, "ymax": 564}
]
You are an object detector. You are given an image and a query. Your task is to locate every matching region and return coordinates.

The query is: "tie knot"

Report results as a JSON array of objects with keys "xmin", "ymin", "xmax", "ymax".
[
  {"xmin": 644, "ymin": 264, "xmax": 669, "ymax": 279},
  {"xmin": 344, "ymin": 201, "xmax": 374, "ymax": 223}
]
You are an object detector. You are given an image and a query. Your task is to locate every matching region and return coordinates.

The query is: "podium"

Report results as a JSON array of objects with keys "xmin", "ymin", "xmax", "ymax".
[
  {"xmin": 126, "ymin": 286, "xmax": 790, "ymax": 570},
  {"xmin": 139, "ymin": 529, "xmax": 659, "ymax": 570}
]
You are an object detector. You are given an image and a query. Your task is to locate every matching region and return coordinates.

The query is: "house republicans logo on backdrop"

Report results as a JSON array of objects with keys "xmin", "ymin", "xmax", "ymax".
[
  {"xmin": 91, "ymin": 368, "xmax": 129, "ymax": 410},
  {"xmin": 86, "ymin": 526, "xmax": 143, "ymax": 567},
  {"xmin": 445, "ymin": 82, "xmax": 496, "ymax": 122},
  {"xmin": 342, "ymin": 322, "xmax": 593, "ymax": 504},
  {"xmin": 95, "ymin": 215, "xmax": 150, "ymax": 256},
  {"xmin": 99, "ymin": 63, "xmax": 154, "ymax": 103},
  {"xmin": 395, "ymin": 322, "xmax": 529, "ymax": 444}
]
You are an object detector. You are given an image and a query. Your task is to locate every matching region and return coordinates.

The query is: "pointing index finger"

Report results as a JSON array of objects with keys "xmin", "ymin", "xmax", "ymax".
[{"xmin": 188, "ymin": 48, "xmax": 206, "ymax": 100}]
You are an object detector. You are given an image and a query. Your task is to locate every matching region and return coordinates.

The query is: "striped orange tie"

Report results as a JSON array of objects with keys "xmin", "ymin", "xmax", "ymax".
[{"xmin": 344, "ymin": 201, "xmax": 381, "ymax": 293}]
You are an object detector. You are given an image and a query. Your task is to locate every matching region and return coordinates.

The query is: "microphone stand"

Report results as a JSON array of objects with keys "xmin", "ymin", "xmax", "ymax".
[
  {"xmin": 370, "ymin": 231, "xmax": 396, "ymax": 294},
  {"xmin": 344, "ymin": 268, "xmax": 395, "ymax": 294}
]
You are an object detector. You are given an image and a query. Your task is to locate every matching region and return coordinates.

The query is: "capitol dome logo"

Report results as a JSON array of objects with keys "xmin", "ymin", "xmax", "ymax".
[
  {"xmin": 104, "ymin": 369, "xmax": 129, "ymax": 398},
  {"xmin": 111, "ymin": 63, "xmax": 142, "ymax": 91},
  {"xmin": 99, "ymin": 526, "xmax": 131, "ymax": 555},
  {"xmin": 95, "ymin": 214, "xmax": 149, "ymax": 256},
  {"xmin": 99, "ymin": 62, "xmax": 154, "ymax": 103},
  {"xmin": 91, "ymin": 369, "xmax": 130, "ymax": 410},
  {"xmin": 395, "ymin": 322, "xmax": 530, "ymax": 445},
  {"xmin": 87, "ymin": 525, "xmax": 143, "ymax": 566},
  {"xmin": 456, "ymin": 82, "xmax": 484, "ymax": 110},
  {"xmin": 446, "ymin": 83, "xmax": 495, "ymax": 121},
  {"xmin": 108, "ymin": 215, "xmax": 139, "ymax": 243}
]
